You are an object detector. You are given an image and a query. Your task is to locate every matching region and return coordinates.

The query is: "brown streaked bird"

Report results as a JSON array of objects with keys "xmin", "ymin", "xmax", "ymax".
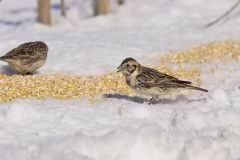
[
  {"xmin": 0, "ymin": 41, "xmax": 48, "ymax": 75},
  {"xmin": 117, "ymin": 57, "xmax": 208, "ymax": 105}
]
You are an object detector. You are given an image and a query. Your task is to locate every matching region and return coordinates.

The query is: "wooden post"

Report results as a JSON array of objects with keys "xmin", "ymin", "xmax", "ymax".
[
  {"xmin": 95, "ymin": 0, "xmax": 110, "ymax": 15},
  {"xmin": 37, "ymin": 0, "xmax": 51, "ymax": 25},
  {"xmin": 61, "ymin": 0, "xmax": 66, "ymax": 17},
  {"xmin": 118, "ymin": 0, "xmax": 124, "ymax": 5}
]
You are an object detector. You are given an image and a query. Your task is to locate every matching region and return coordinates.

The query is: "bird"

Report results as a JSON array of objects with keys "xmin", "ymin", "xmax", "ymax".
[
  {"xmin": 117, "ymin": 57, "xmax": 208, "ymax": 105},
  {"xmin": 0, "ymin": 41, "xmax": 48, "ymax": 75}
]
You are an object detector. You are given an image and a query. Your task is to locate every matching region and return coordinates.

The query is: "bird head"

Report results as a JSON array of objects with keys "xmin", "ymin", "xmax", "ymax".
[{"xmin": 117, "ymin": 57, "xmax": 141, "ymax": 76}]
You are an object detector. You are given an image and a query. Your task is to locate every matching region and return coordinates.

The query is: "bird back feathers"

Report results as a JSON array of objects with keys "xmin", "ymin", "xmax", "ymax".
[
  {"xmin": 137, "ymin": 66, "xmax": 208, "ymax": 92},
  {"xmin": 0, "ymin": 41, "xmax": 48, "ymax": 61}
]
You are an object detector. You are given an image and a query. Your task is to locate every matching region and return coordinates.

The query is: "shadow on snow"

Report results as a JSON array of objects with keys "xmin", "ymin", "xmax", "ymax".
[{"xmin": 103, "ymin": 93, "xmax": 193, "ymax": 105}]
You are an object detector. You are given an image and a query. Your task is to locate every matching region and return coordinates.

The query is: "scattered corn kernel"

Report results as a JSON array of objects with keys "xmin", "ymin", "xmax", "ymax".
[{"xmin": 0, "ymin": 41, "xmax": 239, "ymax": 103}]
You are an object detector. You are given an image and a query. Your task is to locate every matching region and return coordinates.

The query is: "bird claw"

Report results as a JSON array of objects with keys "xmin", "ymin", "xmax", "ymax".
[{"xmin": 148, "ymin": 96, "xmax": 158, "ymax": 105}]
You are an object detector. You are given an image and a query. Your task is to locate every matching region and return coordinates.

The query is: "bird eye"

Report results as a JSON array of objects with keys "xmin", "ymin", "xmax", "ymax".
[{"xmin": 126, "ymin": 64, "xmax": 129, "ymax": 67}]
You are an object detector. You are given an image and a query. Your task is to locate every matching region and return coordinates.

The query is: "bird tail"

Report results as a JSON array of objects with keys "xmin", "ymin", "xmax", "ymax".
[
  {"xmin": 186, "ymin": 85, "xmax": 208, "ymax": 92},
  {"xmin": 0, "ymin": 56, "xmax": 5, "ymax": 61},
  {"xmin": 177, "ymin": 80, "xmax": 192, "ymax": 84},
  {"xmin": 0, "ymin": 56, "xmax": 9, "ymax": 61}
]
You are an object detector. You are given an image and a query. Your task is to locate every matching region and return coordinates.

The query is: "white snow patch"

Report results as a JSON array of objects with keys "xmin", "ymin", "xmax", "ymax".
[{"xmin": 209, "ymin": 88, "xmax": 231, "ymax": 107}]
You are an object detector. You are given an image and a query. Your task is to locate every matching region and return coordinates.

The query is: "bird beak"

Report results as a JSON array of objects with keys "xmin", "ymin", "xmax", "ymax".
[{"xmin": 117, "ymin": 66, "xmax": 123, "ymax": 72}]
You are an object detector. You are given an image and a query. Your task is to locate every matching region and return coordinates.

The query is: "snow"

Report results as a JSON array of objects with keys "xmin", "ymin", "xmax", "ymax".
[{"xmin": 0, "ymin": 0, "xmax": 240, "ymax": 159}]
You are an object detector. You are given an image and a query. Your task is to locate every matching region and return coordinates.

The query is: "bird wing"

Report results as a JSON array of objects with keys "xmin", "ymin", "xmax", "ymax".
[
  {"xmin": 1, "ymin": 42, "xmax": 38, "ymax": 60},
  {"xmin": 136, "ymin": 67, "xmax": 191, "ymax": 89}
]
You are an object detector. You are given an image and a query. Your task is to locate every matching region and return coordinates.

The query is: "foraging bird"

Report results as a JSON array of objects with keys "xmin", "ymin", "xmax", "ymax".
[
  {"xmin": 0, "ymin": 41, "xmax": 48, "ymax": 75},
  {"xmin": 117, "ymin": 57, "xmax": 208, "ymax": 105}
]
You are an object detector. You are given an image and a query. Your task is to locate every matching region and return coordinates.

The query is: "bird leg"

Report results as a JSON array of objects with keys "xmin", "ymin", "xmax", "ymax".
[{"xmin": 148, "ymin": 96, "xmax": 159, "ymax": 105}]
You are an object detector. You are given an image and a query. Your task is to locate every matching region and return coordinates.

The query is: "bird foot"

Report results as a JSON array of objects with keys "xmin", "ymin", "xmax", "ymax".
[{"xmin": 148, "ymin": 96, "xmax": 159, "ymax": 105}]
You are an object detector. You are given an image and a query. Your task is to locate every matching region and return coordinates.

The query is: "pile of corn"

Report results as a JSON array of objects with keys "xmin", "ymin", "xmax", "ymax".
[
  {"xmin": 158, "ymin": 41, "xmax": 240, "ymax": 64},
  {"xmin": 0, "ymin": 41, "xmax": 239, "ymax": 103}
]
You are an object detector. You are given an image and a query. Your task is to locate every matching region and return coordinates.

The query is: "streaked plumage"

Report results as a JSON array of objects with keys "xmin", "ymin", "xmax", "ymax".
[
  {"xmin": 0, "ymin": 41, "xmax": 48, "ymax": 75},
  {"xmin": 117, "ymin": 57, "xmax": 208, "ymax": 105}
]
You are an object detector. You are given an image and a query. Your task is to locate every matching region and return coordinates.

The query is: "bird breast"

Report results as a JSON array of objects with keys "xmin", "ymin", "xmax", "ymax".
[{"xmin": 125, "ymin": 76, "xmax": 138, "ymax": 89}]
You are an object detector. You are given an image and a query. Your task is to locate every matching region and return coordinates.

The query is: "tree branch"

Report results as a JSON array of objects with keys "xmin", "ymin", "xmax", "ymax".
[{"xmin": 205, "ymin": 0, "xmax": 240, "ymax": 28}]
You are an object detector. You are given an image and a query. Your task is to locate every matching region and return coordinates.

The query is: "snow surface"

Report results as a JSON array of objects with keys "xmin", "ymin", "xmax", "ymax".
[{"xmin": 0, "ymin": 0, "xmax": 240, "ymax": 159}]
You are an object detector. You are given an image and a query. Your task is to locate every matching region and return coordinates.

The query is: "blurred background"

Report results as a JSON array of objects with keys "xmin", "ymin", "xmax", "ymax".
[{"xmin": 0, "ymin": 0, "xmax": 239, "ymax": 75}]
